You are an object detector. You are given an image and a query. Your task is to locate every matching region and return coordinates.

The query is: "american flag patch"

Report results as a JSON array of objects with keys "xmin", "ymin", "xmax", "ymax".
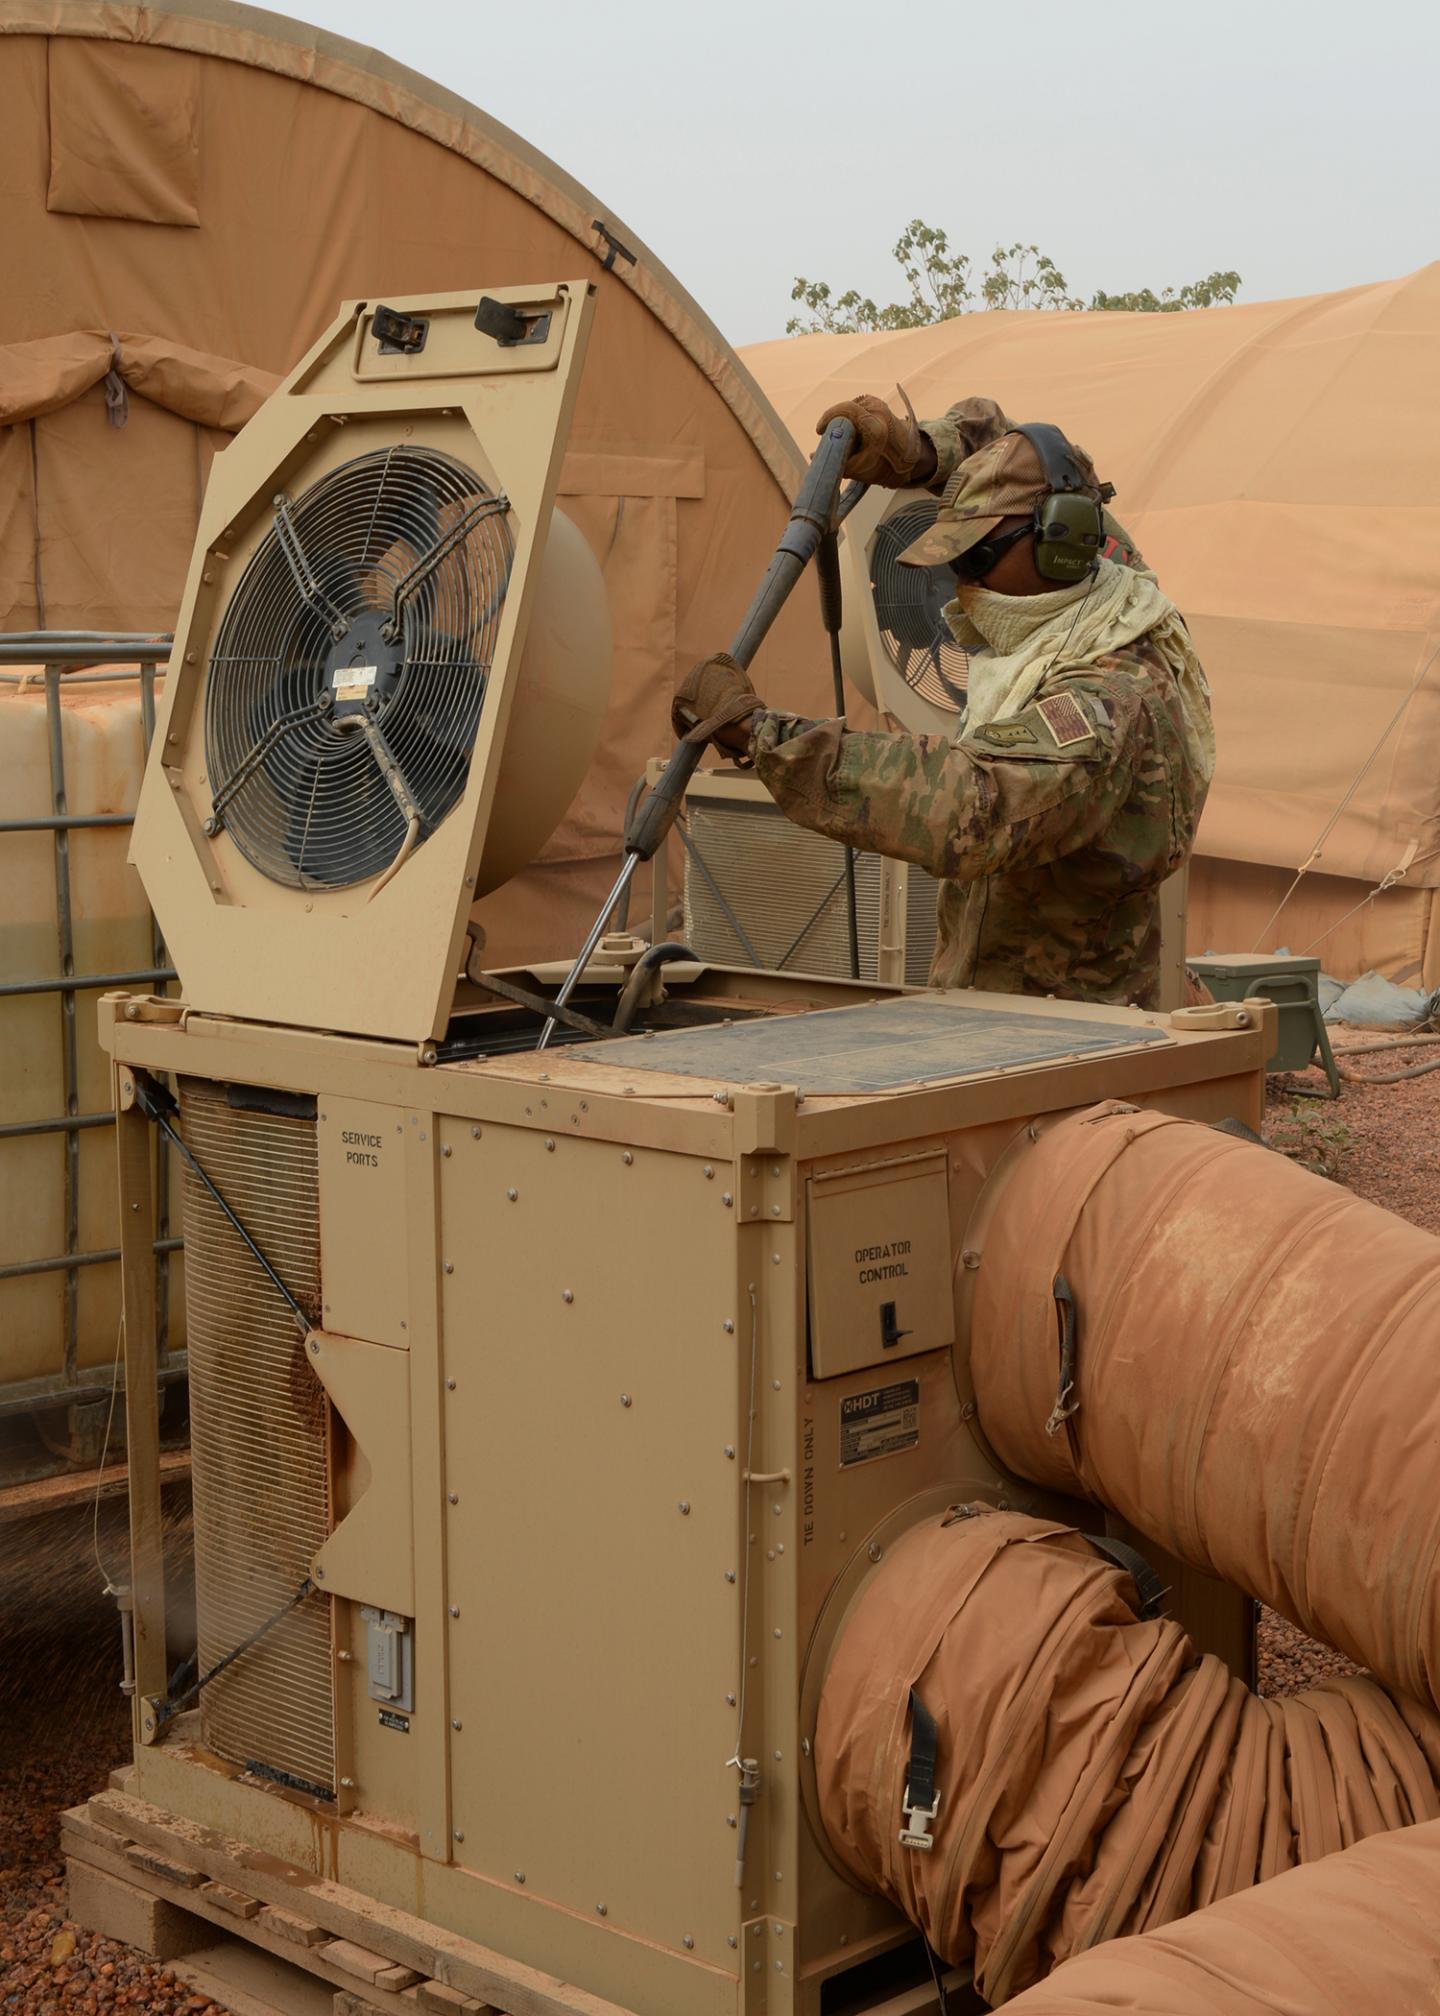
[{"xmin": 1035, "ymin": 692, "xmax": 1094, "ymax": 750}]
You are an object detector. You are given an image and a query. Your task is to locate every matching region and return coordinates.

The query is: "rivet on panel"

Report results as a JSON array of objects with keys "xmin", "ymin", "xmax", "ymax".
[
  {"xmin": 868, "ymin": 1542, "xmax": 884, "ymax": 1563},
  {"xmin": 544, "ymin": 1137, "xmax": 555, "ymax": 1151},
  {"xmin": 771, "ymin": 1378, "xmax": 781, "ymax": 1391},
  {"xmin": 620, "ymin": 1394, "xmax": 632, "ymax": 1408},
  {"xmin": 623, "ymin": 1151, "xmax": 634, "ymax": 1165},
  {"xmin": 727, "ymin": 1935, "xmax": 738, "ymax": 1948},
  {"xmin": 442, "ymin": 1144, "xmax": 452, "ymax": 1158},
  {"xmin": 449, "ymin": 1604, "xmax": 460, "ymax": 1618},
  {"xmin": 454, "ymin": 1829, "xmax": 465, "ymax": 1843},
  {"xmin": 703, "ymin": 1166, "xmax": 714, "ymax": 1179},
  {"xmin": 337, "ymin": 1650, "xmax": 352, "ymax": 1663},
  {"xmin": 962, "ymin": 1249, "xmax": 981, "ymax": 1270},
  {"xmin": 723, "ymin": 1445, "xmax": 735, "ymax": 1459},
  {"xmin": 749, "ymin": 1206, "xmax": 759, "ymax": 1218},
  {"xmin": 451, "ymin": 1718, "xmax": 463, "ymax": 1730},
  {"xmin": 446, "ymin": 1378, "xmax": 457, "ymax": 1392},
  {"xmin": 596, "ymin": 1903, "xmax": 608, "ymax": 1917},
  {"xmin": 678, "ymin": 1501, "xmax": 691, "ymax": 1516},
  {"xmin": 683, "ymin": 1935, "xmax": 695, "ymax": 1950},
  {"xmin": 777, "ymin": 1542, "xmax": 785, "ymax": 1555},
  {"xmin": 801, "ymin": 1736, "xmax": 811, "ymax": 1757},
  {"xmin": 315, "ymin": 1565, "xmax": 325, "ymax": 1580},
  {"xmin": 562, "ymin": 1289, "xmax": 574, "ymax": 1303},
  {"xmin": 471, "ymin": 1125, "xmax": 482, "ymax": 1139},
  {"xmin": 309, "ymin": 1340, "xmax": 319, "ymax": 1354},
  {"xmin": 723, "ymin": 1320, "xmax": 735, "ymax": 1334},
  {"xmin": 724, "ymin": 1692, "xmax": 736, "ymax": 1707},
  {"xmin": 772, "ymin": 1253, "xmax": 781, "ymax": 1264},
  {"xmin": 448, "ymin": 1491, "xmax": 459, "ymax": 1505},
  {"xmin": 721, "ymin": 1193, "xmax": 733, "ymax": 1207},
  {"xmin": 515, "ymin": 1870, "xmax": 526, "ymax": 1884},
  {"xmin": 726, "ymin": 1813, "xmax": 737, "ymax": 1828},
  {"xmin": 725, "ymin": 1570, "xmax": 736, "ymax": 1583},
  {"xmin": 444, "ymin": 1261, "xmax": 454, "ymax": 1274},
  {"xmin": 772, "ymin": 1921, "xmax": 783, "ymax": 1935},
  {"xmin": 340, "ymin": 1776, "xmax": 355, "ymax": 1789},
  {"xmin": 766, "ymin": 1549, "xmax": 775, "ymax": 1561},
  {"xmin": 961, "ymin": 1400, "xmax": 976, "ymax": 1421},
  {"xmin": 506, "ymin": 1187, "xmax": 518, "ymax": 1201},
  {"xmin": 772, "ymin": 1503, "xmax": 782, "ymax": 1516}
]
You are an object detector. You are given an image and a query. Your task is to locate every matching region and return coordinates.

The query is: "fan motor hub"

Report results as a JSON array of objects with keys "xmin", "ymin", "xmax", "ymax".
[{"xmin": 325, "ymin": 612, "xmax": 406, "ymax": 722}]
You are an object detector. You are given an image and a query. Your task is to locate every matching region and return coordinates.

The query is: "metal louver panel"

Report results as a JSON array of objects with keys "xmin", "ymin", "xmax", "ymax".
[
  {"xmin": 178, "ymin": 1079, "xmax": 335, "ymax": 1800},
  {"xmin": 682, "ymin": 796, "xmax": 941, "ymax": 985}
]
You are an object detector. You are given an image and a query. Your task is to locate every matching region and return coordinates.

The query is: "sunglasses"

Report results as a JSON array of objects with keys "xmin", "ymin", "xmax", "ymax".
[{"xmin": 948, "ymin": 521, "xmax": 1033, "ymax": 584}]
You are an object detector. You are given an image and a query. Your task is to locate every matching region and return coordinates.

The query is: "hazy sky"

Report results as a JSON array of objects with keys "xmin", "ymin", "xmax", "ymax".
[{"xmin": 293, "ymin": 0, "xmax": 1437, "ymax": 347}]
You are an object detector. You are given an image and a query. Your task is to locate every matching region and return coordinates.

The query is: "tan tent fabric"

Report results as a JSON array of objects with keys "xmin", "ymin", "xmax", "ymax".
[
  {"xmin": 48, "ymin": 37, "xmax": 201, "ymax": 225},
  {"xmin": 742, "ymin": 278, "xmax": 1440, "ymax": 980},
  {"xmin": 0, "ymin": 1, "xmax": 856, "ymax": 960}
]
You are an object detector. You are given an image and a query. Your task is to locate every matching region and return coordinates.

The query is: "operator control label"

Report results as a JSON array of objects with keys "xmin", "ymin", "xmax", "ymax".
[
  {"xmin": 839, "ymin": 1379, "xmax": 920, "ymax": 1467},
  {"xmin": 378, "ymin": 1709, "xmax": 410, "ymax": 1734},
  {"xmin": 332, "ymin": 662, "xmax": 378, "ymax": 701}
]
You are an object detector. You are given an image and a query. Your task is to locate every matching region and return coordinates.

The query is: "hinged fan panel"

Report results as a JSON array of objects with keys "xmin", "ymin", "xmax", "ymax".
[
  {"xmin": 837, "ymin": 487, "xmax": 973, "ymax": 743},
  {"xmin": 131, "ymin": 282, "xmax": 601, "ymax": 1045}
]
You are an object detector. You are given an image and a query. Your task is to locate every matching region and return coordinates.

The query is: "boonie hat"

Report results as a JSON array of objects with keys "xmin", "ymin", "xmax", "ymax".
[{"xmin": 900, "ymin": 428, "xmax": 1102, "ymax": 567}]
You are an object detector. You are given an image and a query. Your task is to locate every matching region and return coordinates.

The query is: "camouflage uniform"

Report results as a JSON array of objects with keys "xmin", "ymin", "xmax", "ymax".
[{"xmin": 749, "ymin": 400, "xmax": 1208, "ymax": 1008}]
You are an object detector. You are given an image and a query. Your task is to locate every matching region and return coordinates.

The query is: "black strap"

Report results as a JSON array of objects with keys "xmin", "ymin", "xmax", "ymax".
[
  {"xmin": 906, "ymin": 1687, "xmax": 939, "ymax": 1813},
  {"xmin": 1085, "ymin": 1533, "xmax": 1169, "ymax": 1621}
]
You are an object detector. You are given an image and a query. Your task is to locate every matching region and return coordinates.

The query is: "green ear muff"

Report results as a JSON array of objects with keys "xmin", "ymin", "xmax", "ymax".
[
  {"xmin": 1013, "ymin": 421, "xmax": 1107, "ymax": 584},
  {"xmin": 1033, "ymin": 490, "xmax": 1105, "ymax": 584}
]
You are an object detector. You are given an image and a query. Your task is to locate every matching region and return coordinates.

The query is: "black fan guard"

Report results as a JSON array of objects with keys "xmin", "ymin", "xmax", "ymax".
[
  {"xmin": 204, "ymin": 444, "xmax": 515, "ymax": 890},
  {"xmin": 868, "ymin": 499, "xmax": 970, "ymax": 717}
]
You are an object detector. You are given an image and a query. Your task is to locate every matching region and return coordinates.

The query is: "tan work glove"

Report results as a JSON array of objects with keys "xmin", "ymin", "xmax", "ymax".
[
  {"xmin": 816, "ymin": 392, "xmax": 937, "ymax": 487},
  {"xmin": 672, "ymin": 653, "xmax": 764, "ymax": 761}
]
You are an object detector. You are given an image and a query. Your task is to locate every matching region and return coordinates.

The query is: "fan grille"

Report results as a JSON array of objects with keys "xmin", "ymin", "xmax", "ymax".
[
  {"xmin": 869, "ymin": 499, "xmax": 970, "ymax": 717},
  {"xmin": 205, "ymin": 445, "xmax": 514, "ymax": 889}
]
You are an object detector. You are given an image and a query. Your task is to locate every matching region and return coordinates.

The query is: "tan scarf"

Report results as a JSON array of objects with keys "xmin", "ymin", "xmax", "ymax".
[{"xmin": 945, "ymin": 557, "xmax": 1215, "ymax": 783}]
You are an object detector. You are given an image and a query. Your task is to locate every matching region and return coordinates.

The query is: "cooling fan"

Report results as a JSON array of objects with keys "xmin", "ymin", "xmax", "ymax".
[
  {"xmin": 131, "ymin": 283, "xmax": 610, "ymax": 1044},
  {"xmin": 205, "ymin": 446, "xmax": 514, "ymax": 892},
  {"xmin": 838, "ymin": 487, "xmax": 970, "ymax": 740}
]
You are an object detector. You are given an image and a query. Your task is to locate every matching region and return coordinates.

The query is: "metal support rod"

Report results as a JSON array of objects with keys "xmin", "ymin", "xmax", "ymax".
[
  {"xmin": 0, "ymin": 965, "xmax": 177, "ymax": 999},
  {"xmin": 536, "ymin": 854, "xmax": 642, "ymax": 1048},
  {"xmin": 0, "ymin": 811, "xmax": 134, "ymax": 833},
  {"xmin": 0, "ymin": 1236, "xmax": 183, "ymax": 1283}
]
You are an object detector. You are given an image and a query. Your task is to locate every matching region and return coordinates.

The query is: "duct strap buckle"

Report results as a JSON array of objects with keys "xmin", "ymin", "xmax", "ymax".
[{"xmin": 899, "ymin": 1687, "xmax": 941, "ymax": 1851}]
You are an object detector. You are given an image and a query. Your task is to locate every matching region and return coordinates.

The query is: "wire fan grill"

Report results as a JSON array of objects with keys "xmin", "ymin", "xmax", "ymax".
[
  {"xmin": 205, "ymin": 445, "xmax": 514, "ymax": 889},
  {"xmin": 869, "ymin": 499, "xmax": 970, "ymax": 716},
  {"xmin": 180, "ymin": 1080, "xmax": 335, "ymax": 1801}
]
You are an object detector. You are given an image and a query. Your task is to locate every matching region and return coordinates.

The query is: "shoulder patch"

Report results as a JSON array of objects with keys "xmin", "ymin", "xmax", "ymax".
[
  {"xmin": 1035, "ymin": 692, "xmax": 1095, "ymax": 750},
  {"xmin": 976, "ymin": 718, "xmax": 1039, "ymax": 748}
]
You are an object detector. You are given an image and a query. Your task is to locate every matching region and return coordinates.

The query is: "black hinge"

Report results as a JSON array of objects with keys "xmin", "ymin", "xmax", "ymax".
[{"xmin": 372, "ymin": 304, "xmax": 429, "ymax": 355}]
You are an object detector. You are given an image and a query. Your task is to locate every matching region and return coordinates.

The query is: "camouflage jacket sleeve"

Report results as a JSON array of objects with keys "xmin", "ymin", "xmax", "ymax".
[
  {"xmin": 751, "ymin": 671, "xmax": 1143, "ymax": 882},
  {"xmin": 919, "ymin": 396, "xmax": 1015, "ymax": 491}
]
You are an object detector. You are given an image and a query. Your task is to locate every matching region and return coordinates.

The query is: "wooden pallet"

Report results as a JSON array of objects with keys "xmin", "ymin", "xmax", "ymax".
[{"xmin": 64, "ymin": 1786, "xmax": 634, "ymax": 2016}]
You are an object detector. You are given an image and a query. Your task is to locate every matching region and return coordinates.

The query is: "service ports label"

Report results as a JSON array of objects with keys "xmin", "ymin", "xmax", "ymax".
[{"xmin": 839, "ymin": 1379, "xmax": 920, "ymax": 1467}]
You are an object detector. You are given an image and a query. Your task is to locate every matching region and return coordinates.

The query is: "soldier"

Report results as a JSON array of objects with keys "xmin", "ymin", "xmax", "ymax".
[{"xmin": 672, "ymin": 395, "xmax": 1215, "ymax": 1008}]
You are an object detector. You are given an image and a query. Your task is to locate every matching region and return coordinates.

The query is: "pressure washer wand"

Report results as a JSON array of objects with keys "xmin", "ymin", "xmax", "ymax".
[{"xmin": 536, "ymin": 423, "xmax": 866, "ymax": 1048}]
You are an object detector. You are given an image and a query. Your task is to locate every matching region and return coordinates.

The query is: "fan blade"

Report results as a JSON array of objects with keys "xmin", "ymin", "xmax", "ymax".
[{"xmin": 383, "ymin": 493, "xmax": 511, "ymax": 642}]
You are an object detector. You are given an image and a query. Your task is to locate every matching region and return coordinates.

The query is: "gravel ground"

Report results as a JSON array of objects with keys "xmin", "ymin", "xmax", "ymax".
[
  {"xmin": 2, "ymin": 1038, "xmax": 1436, "ymax": 2006},
  {"xmin": 0, "ymin": 1491, "xmax": 206, "ymax": 2015}
]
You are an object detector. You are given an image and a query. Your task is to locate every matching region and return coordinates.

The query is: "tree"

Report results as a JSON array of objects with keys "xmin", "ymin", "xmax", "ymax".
[{"xmin": 787, "ymin": 224, "xmax": 1240, "ymax": 333}]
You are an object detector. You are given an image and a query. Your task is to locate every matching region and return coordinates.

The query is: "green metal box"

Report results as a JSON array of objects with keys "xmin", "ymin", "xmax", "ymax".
[{"xmin": 1189, "ymin": 952, "xmax": 1338, "ymax": 1092}]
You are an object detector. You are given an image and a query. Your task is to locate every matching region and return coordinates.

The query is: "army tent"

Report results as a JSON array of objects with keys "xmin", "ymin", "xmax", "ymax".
[
  {"xmin": 742, "ymin": 270, "xmax": 1440, "ymax": 985},
  {"xmin": 0, "ymin": 0, "xmax": 844, "ymax": 960}
]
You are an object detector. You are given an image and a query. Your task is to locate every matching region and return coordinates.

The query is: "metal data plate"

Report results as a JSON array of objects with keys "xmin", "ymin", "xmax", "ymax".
[{"xmin": 582, "ymin": 995, "xmax": 1167, "ymax": 1094}]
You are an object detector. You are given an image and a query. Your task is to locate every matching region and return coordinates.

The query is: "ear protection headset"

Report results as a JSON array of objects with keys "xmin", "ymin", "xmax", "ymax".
[{"xmin": 1014, "ymin": 421, "xmax": 1114, "ymax": 584}]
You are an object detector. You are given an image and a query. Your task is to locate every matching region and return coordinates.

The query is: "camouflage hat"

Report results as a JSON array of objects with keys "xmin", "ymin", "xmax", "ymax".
[{"xmin": 899, "ymin": 427, "xmax": 1101, "ymax": 567}]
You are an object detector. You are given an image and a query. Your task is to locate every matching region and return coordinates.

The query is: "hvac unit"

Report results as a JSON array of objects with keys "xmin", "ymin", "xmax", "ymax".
[{"xmin": 82, "ymin": 285, "xmax": 1323, "ymax": 2016}]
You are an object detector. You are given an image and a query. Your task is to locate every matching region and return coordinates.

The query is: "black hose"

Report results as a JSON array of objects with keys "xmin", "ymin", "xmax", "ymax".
[{"xmin": 612, "ymin": 941, "xmax": 700, "ymax": 1035}]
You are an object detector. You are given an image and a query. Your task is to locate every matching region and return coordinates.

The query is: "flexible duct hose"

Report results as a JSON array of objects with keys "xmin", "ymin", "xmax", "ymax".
[
  {"xmin": 966, "ymin": 1102, "xmax": 1440, "ymax": 1705},
  {"xmin": 1001, "ymin": 1816, "xmax": 1440, "ymax": 2015},
  {"xmin": 814, "ymin": 1509, "xmax": 1440, "ymax": 2006}
]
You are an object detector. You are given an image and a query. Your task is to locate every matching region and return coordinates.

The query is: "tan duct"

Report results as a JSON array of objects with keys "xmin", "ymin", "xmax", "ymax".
[
  {"xmin": 999, "ymin": 1815, "xmax": 1440, "ymax": 2015},
  {"xmin": 964, "ymin": 1102, "xmax": 1440, "ymax": 1706},
  {"xmin": 814, "ymin": 1509, "xmax": 1440, "ymax": 2006}
]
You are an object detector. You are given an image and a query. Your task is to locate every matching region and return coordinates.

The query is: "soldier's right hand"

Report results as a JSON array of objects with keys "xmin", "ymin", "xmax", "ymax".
[{"xmin": 816, "ymin": 394, "xmax": 938, "ymax": 488}]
